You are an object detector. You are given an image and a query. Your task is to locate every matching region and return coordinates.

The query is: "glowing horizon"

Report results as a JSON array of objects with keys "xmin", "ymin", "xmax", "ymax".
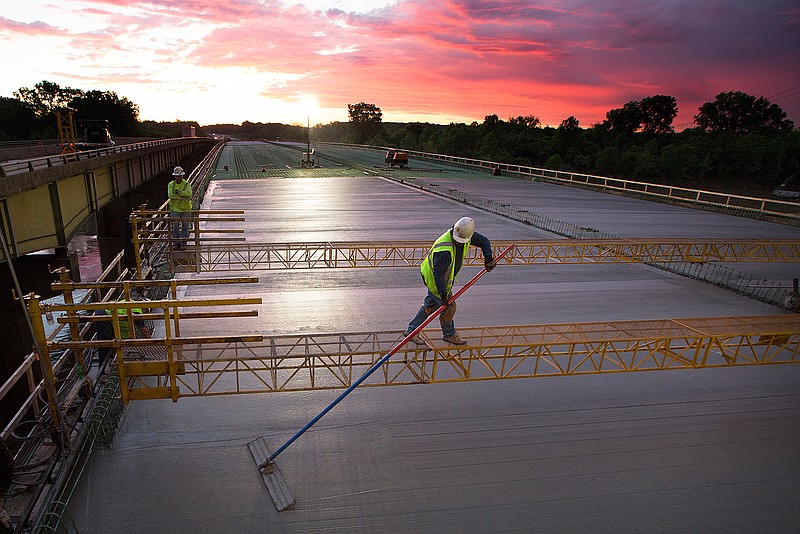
[{"xmin": 0, "ymin": 1, "xmax": 797, "ymax": 129}]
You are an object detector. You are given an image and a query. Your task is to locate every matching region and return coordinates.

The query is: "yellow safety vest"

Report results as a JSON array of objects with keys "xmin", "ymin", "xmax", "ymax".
[
  {"xmin": 168, "ymin": 179, "xmax": 192, "ymax": 212},
  {"xmin": 107, "ymin": 303, "xmax": 144, "ymax": 339},
  {"xmin": 420, "ymin": 230, "xmax": 470, "ymax": 299}
]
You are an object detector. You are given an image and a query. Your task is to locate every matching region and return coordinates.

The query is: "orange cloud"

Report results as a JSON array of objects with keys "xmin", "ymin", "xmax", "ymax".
[{"xmin": 1, "ymin": 0, "xmax": 797, "ymax": 127}]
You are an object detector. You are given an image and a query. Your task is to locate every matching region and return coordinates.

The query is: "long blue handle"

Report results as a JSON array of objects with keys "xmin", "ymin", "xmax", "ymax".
[{"xmin": 261, "ymin": 244, "xmax": 514, "ymax": 468}]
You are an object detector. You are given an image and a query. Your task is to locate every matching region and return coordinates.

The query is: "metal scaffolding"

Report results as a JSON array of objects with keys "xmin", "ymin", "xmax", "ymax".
[
  {"xmin": 139, "ymin": 237, "xmax": 800, "ymax": 273},
  {"xmin": 50, "ymin": 315, "xmax": 800, "ymax": 400},
  {"xmin": 128, "ymin": 209, "xmax": 800, "ymax": 274}
]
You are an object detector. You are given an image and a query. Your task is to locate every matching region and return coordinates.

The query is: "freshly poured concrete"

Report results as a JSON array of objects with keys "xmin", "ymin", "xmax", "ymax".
[{"xmin": 69, "ymin": 142, "xmax": 800, "ymax": 533}]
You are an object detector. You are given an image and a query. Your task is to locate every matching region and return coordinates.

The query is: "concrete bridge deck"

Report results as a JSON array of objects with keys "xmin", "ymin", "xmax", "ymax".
[{"xmin": 68, "ymin": 141, "xmax": 800, "ymax": 533}]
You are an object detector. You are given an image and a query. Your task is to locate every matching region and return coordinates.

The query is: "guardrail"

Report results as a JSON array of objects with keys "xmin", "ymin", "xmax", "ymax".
[
  {"xmin": 383, "ymin": 174, "xmax": 800, "ymax": 310},
  {"xmin": 0, "ymin": 248, "xmax": 133, "ymax": 530},
  {"xmin": 0, "ymin": 138, "xmax": 205, "ymax": 178},
  {"xmin": 0, "ymin": 139, "xmax": 60, "ymax": 149},
  {"xmin": 0, "ymin": 139, "xmax": 226, "ymax": 529},
  {"xmin": 410, "ymin": 150, "xmax": 800, "ymax": 222},
  {"xmin": 318, "ymin": 141, "xmax": 800, "ymax": 223}
]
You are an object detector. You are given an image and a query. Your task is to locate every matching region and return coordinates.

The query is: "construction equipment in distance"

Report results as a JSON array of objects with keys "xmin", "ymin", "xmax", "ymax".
[
  {"xmin": 300, "ymin": 147, "xmax": 319, "ymax": 168},
  {"xmin": 385, "ymin": 149, "xmax": 409, "ymax": 168},
  {"xmin": 76, "ymin": 118, "xmax": 114, "ymax": 150},
  {"xmin": 55, "ymin": 107, "xmax": 78, "ymax": 154}
]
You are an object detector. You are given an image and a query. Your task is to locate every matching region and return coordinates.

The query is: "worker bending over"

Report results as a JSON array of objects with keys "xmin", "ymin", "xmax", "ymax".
[
  {"xmin": 405, "ymin": 217, "xmax": 496, "ymax": 345},
  {"xmin": 94, "ymin": 299, "xmax": 152, "ymax": 363}
]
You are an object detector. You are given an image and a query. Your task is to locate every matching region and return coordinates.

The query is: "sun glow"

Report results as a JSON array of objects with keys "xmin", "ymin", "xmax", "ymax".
[
  {"xmin": 294, "ymin": 95, "xmax": 321, "ymax": 126},
  {"xmin": 0, "ymin": 0, "xmax": 796, "ymax": 129}
]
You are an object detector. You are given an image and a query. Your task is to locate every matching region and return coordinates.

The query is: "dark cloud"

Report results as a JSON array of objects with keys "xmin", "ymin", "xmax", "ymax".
[{"xmin": 4, "ymin": 0, "xmax": 798, "ymax": 126}]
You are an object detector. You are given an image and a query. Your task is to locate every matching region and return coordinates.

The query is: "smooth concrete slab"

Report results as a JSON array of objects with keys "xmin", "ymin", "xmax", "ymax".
[
  {"xmin": 67, "ymin": 143, "xmax": 800, "ymax": 533},
  {"xmin": 410, "ymin": 173, "xmax": 800, "ymax": 240}
]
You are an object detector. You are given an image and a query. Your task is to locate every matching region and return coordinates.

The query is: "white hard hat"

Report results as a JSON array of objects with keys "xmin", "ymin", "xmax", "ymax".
[
  {"xmin": 172, "ymin": 166, "xmax": 185, "ymax": 176},
  {"xmin": 452, "ymin": 217, "xmax": 475, "ymax": 243}
]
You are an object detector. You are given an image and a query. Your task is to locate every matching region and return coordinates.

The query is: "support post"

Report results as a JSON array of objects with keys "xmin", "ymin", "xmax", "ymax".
[
  {"xmin": 25, "ymin": 294, "xmax": 70, "ymax": 448},
  {"xmin": 53, "ymin": 267, "xmax": 87, "ymax": 380},
  {"xmin": 130, "ymin": 210, "xmax": 143, "ymax": 280}
]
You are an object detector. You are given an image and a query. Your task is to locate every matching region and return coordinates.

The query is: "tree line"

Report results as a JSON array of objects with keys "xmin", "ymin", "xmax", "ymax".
[
  {"xmin": 1, "ymin": 81, "xmax": 797, "ymax": 195},
  {"xmin": 0, "ymin": 80, "xmax": 205, "ymax": 141},
  {"xmin": 313, "ymin": 96, "xmax": 798, "ymax": 196}
]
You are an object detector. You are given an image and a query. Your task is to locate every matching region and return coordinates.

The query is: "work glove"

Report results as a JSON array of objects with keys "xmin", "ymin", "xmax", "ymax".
[
  {"xmin": 440, "ymin": 300, "xmax": 457, "ymax": 323},
  {"xmin": 485, "ymin": 258, "xmax": 497, "ymax": 272}
]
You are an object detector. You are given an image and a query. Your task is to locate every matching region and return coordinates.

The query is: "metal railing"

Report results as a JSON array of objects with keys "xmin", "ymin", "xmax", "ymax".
[
  {"xmin": 0, "ymin": 141, "xmax": 227, "ymax": 529},
  {"xmin": 1, "ymin": 265, "xmax": 259, "ymax": 529},
  {"xmin": 0, "ymin": 249, "xmax": 133, "ymax": 531},
  {"xmin": 319, "ymin": 142, "xmax": 800, "ymax": 223},
  {"xmin": 382, "ymin": 175, "xmax": 800, "ymax": 310},
  {"xmin": 408, "ymin": 149, "xmax": 800, "ymax": 222},
  {"xmin": 0, "ymin": 138, "xmax": 208, "ymax": 178}
]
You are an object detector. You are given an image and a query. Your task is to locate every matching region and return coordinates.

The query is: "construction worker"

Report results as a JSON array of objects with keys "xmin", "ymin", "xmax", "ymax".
[
  {"xmin": 168, "ymin": 166, "xmax": 192, "ymax": 250},
  {"xmin": 116, "ymin": 301, "xmax": 152, "ymax": 340},
  {"xmin": 93, "ymin": 299, "xmax": 152, "ymax": 363},
  {"xmin": 99, "ymin": 300, "xmax": 152, "ymax": 341},
  {"xmin": 405, "ymin": 217, "xmax": 496, "ymax": 345}
]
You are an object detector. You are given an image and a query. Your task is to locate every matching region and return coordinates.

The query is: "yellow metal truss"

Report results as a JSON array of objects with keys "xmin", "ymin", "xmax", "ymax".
[
  {"xmin": 169, "ymin": 239, "xmax": 800, "ymax": 272},
  {"xmin": 112, "ymin": 314, "xmax": 799, "ymax": 400},
  {"xmin": 128, "ymin": 209, "xmax": 799, "ymax": 272},
  {"xmin": 55, "ymin": 108, "xmax": 78, "ymax": 154}
]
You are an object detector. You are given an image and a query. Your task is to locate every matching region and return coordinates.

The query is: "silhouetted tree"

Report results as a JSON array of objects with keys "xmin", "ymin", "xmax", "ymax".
[
  {"xmin": 639, "ymin": 95, "xmax": 678, "ymax": 134},
  {"xmin": 508, "ymin": 115, "xmax": 541, "ymax": 129},
  {"xmin": 604, "ymin": 96, "xmax": 677, "ymax": 134},
  {"xmin": 70, "ymin": 90, "xmax": 141, "ymax": 136},
  {"xmin": 348, "ymin": 102, "xmax": 382, "ymax": 123},
  {"xmin": 559, "ymin": 116, "xmax": 580, "ymax": 130},
  {"xmin": 348, "ymin": 102, "xmax": 383, "ymax": 143},
  {"xmin": 603, "ymin": 101, "xmax": 642, "ymax": 133},
  {"xmin": 694, "ymin": 91, "xmax": 794, "ymax": 133},
  {"xmin": 0, "ymin": 97, "xmax": 37, "ymax": 140},
  {"xmin": 13, "ymin": 80, "xmax": 81, "ymax": 118}
]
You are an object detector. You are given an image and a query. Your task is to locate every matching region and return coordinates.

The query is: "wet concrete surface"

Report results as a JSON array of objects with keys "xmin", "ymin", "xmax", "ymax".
[{"xmin": 69, "ymin": 142, "xmax": 800, "ymax": 533}]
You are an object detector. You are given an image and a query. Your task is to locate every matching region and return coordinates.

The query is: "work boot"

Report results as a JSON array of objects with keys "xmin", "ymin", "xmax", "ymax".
[
  {"xmin": 403, "ymin": 330, "xmax": 428, "ymax": 346},
  {"xmin": 442, "ymin": 332, "xmax": 467, "ymax": 345}
]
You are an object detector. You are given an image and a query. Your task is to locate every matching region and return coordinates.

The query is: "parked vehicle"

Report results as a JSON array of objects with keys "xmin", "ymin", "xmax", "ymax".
[
  {"xmin": 77, "ymin": 119, "xmax": 114, "ymax": 150},
  {"xmin": 385, "ymin": 149, "xmax": 408, "ymax": 168},
  {"xmin": 773, "ymin": 175, "xmax": 800, "ymax": 199}
]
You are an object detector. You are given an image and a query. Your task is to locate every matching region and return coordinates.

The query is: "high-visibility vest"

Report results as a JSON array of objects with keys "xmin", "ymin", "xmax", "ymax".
[
  {"xmin": 106, "ymin": 303, "xmax": 144, "ymax": 339},
  {"xmin": 168, "ymin": 179, "xmax": 192, "ymax": 212},
  {"xmin": 420, "ymin": 230, "xmax": 470, "ymax": 299}
]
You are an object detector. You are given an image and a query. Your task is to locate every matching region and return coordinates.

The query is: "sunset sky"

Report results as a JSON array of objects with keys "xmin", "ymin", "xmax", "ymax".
[{"xmin": 1, "ymin": 1, "xmax": 798, "ymax": 129}]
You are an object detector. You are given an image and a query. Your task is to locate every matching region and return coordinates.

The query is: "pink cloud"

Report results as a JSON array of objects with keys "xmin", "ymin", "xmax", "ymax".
[
  {"xmin": 4, "ymin": 0, "xmax": 799, "ymax": 127},
  {"xmin": 75, "ymin": 0, "xmax": 283, "ymax": 23},
  {"xmin": 0, "ymin": 15, "xmax": 63, "ymax": 36}
]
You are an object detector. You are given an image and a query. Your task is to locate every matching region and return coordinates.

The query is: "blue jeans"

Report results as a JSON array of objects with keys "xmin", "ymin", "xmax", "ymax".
[
  {"xmin": 170, "ymin": 211, "xmax": 192, "ymax": 247},
  {"xmin": 407, "ymin": 290, "xmax": 455, "ymax": 337}
]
